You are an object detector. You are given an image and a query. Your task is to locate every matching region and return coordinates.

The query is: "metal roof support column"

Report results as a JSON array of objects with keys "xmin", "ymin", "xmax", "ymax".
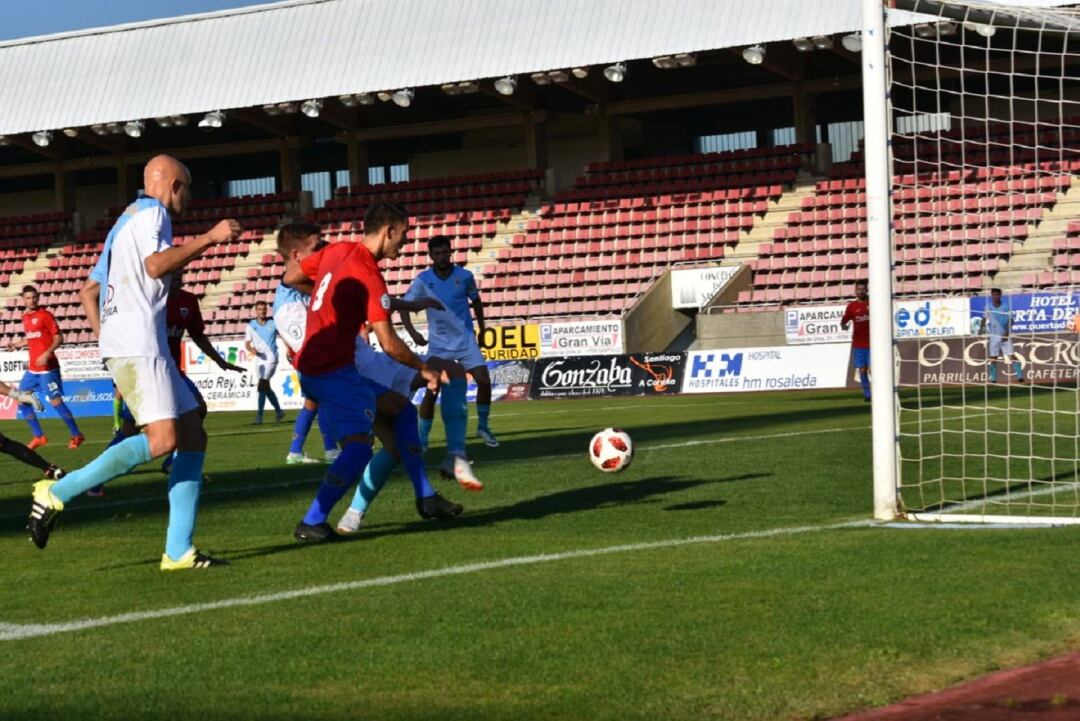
[
  {"xmin": 344, "ymin": 131, "xmax": 369, "ymax": 190},
  {"xmin": 53, "ymin": 162, "xmax": 74, "ymax": 214},
  {"xmin": 523, "ymin": 111, "xmax": 547, "ymax": 173},
  {"xmin": 793, "ymin": 83, "xmax": 817, "ymax": 147},
  {"xmin": 596, "ymin": 106, "xmax": 623, "ymax": 164},
  {"xmin": 278, "ymin": 137, "xmax": 302, "ymax": 193}
]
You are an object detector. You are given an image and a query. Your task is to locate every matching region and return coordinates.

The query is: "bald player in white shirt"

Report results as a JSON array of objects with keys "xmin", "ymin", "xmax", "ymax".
[{"xmin": 28, "ymin": 155, "xmax": 242, "ymax": 570}]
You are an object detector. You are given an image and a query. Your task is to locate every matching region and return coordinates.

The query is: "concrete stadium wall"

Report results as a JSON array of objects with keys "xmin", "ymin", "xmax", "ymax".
[{"xmin": 694, "ymin": 309, "xmax": 787, "ymax": 350}]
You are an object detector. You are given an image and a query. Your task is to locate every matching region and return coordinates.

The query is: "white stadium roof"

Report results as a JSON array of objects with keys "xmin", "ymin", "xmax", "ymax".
[{"xmin": 0, "ymin": 0, "xmax": 1075, "ymax": 137}]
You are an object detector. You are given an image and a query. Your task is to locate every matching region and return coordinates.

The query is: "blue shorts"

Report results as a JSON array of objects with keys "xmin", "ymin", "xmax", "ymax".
[
  {"xmin": 299, "ymin": 366, "xmax": 377, "ymax": 443},
  {"xmin": 19, "ymin": 369, "xmax": 64, "ymax": 401},
  {"xmin": 180, "ymin": 374, "xmax": 205, "ymax": 408},
  {"xmin": 853, "ymin": 348, "xmax": 871, "ymax": 369}
]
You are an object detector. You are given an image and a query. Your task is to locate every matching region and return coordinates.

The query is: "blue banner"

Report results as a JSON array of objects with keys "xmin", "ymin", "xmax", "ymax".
[
  {"xmin": 969, "ymin": 292, "xmax": 1080, "ymax": 335},
  {"xmin": 59, "ymin": 379, "xmax": 116, "ymax": 418}
]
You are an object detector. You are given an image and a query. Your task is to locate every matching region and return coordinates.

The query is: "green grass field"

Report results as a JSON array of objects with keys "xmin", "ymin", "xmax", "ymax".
[{"xmin": 3, "ymin": 390, "xmax": 1080, "ymax": 721}]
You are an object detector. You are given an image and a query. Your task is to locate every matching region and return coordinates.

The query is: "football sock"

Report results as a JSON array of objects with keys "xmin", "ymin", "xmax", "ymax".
[
  {"xmin": 55, "ymin": 402, "xmax": 81, "ymax": 436},
  {"xmin": 0, "ymin": 435, "xmax": 50, "ymax": 472},
  {"xmin": 165, "ymin": 451, "xmax": 205, "ymax": 562},
  {"xmin": 477, "ymin": 403, "xmax": 491, "ymax": 432},
  {"xmin": 257, "ymin": 389, "xmax": 267, "ymax": 415},
  {"xmin": 988, "ymin": 363, "xmax": 998, "ymax": 382},
  {"xmin": 266, "ymin": 388, "xmax": 282, "ymax": 413},
  {"xmin": 348, "ymin": 449, "xmax": 396, "ymax": 514},
  {"xmin": 418, "ymin": 416, "xmax": 433, "ymax": 446},
  {"xmin": 441, "ymin": 377, "xmax": 468, "ymax": 456},
  {"xmin": 290, "ymin": 405, "xmax": 317, "ymax": 454},
  {"xmin": 859, "ymin": 369, "xmax": 871, "ymax": 400},
  {"xmin": 161, "ymin": 452, "xmax": 175, "ymax": 474},
  {"xmin": 51, "ymin": 434, "xmax": 152, "ymax": 503},
  {"xmin": 21, "ymin": 406, "xmax": 44, "ymax": 438},
  {"xmin": 112, "ymin": 396, "xmax": 123, "ymax": 432},
  {"xmin": 1013, "ymin": 361, "xmax": 1024, "ymax": 381},
  {"xmin": 394, "ymin": 403, "xmax": 435, "ymax": 499},
  {"xmin": 302, "ymin": 442, "xmax": 372, "ymax": 525},
  {"xmin": 317, "ymin": 406, "xmax": 337, "ymax": 452}
]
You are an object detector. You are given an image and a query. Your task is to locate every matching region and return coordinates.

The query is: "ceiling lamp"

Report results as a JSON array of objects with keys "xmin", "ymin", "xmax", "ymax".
[
  {"xmin": 391, "ymin": 89, "xmax": 414, "ymax": 107},
  {"xmin": 571, "ymin": 67, "xmax": 589, "ymax": 79},
  {"xmin": 441, "ymin": 83, "xmax": 461, "ymax": 95},
  {"xmin": 494, "ymin": 76, "xmax": 517, "ymax": 95},
  {"xmin": 171, "ymin": 115, "xmax": 188, "ymax": 127},
  {"xmin": 263, "ymin": 104, "xmax": 282, "ymax": 115},
  {"xmin": 841, "ymin": 33, "xmax": 863, "ymax": 52},
  {"xmin": 673, "ymin": 53, "xmax": 696, "ymax": 67},
  {"xmin": 530, "ymin": 72, "xmax": 551, "ymax": 86},
  {"xmin": 155, "ymin": 116, "xmax": 175, "ymax": 127},
  {"xmin": 652, "ymin": 55, "xmax": 678, "ymax": 69},
  {"xmin": 792, "ymin": 37, "xmax": 814, "ymax": 52},
  {"xmin": 811, "ymin": 35, "xmax": 833, "ymax": 50},
  {"xmin": 377, "ymin": 91, "xmax": 393, "ymax": 102},
  {"xmin": 123, "ymin": 120, "xmax": 145, "ymax": 138},
  {"xmin": 0, "ymin": 135, "xmax": 9, "ymax": 146},
  {"xmin": 32, "ymin": 130, "xmax": 53, "ymax": 147},
  {"xmin": 106, "ymin": 123, "xmax": 124, "ymax": 135},
  {"xmin": 742, "ymin": 45, "xmax": 766, "ymax": 65},
  {"xmin": 456, "ymin": 81, "xmax": 479, "ymax": 94},
  {"xmin": 198, "ymin": 110, "xmax": 225, "ymax": 129},
  {"xmin": 61, "ymin": 128, "xmax": 79, "ymax": 138},
  {"xmin": 603, "ymin": 62, "xmax": 627, "ymax": 82},
  {"xmin": 91, "ymin": 125, "xmax": 108, "ymax": 136},
  {"xmin": 338, "ymin": 94, "xmax": 359, "ymax": 107},
  {"xmin": 301, "ymin": 99, "xmax": 323, "ymax": 118}
]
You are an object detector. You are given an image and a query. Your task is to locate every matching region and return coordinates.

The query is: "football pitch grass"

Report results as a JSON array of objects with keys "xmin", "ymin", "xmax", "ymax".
[{"xmin": 3, "ymin": 390, "xmax": 1079, "ymax": 721}]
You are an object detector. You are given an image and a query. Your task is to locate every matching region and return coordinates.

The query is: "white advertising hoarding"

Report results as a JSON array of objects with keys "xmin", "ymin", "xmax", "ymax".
[
  {"xmin": 784, "ymin": 305, "xmax": 852, "ymax": 345},
  {"xmin": 539, "ymin": 320, "xmax": 624, "ymax": 357},
  {"xmin": 681, "ymin": 345, "xmax": 852, "ymax": 394},
  {"xmin": 670, "ymin": 265, "xmax": 742, "ymax": 309}
]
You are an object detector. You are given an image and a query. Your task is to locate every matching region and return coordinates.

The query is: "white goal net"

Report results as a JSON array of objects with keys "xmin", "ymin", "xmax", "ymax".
[{"xmin": 867, "ymin": 0, "xmax": 1080, "ymax": 523}]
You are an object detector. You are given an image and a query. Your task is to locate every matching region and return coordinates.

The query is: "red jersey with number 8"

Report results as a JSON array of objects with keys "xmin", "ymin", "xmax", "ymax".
[
  {"xmin": 297, "ymin": 242, "xmax": 391, "ymax": 376},
  {"xmin": 23, "ymin": 309, "xmax": 61, "ymax": 372}
]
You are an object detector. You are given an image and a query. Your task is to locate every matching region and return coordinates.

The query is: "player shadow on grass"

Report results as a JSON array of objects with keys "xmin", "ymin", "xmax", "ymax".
[{"xmin": 219, "ymin": 472, "xmax": 766, "ymax": 562}]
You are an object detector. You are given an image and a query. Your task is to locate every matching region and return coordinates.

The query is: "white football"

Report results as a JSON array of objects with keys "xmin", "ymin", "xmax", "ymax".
[{"xmin": 589, "ymin": 428, "xmax": 633, "ymax": 473}]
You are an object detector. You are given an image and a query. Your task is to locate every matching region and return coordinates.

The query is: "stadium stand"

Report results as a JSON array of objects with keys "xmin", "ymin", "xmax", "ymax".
[{"xmin": 735, "ymin": 122, "xmax": 1080, "ymax": 306}]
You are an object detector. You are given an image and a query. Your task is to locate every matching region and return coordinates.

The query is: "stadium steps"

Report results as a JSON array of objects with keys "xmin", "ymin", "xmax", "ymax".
[
  {"xmin": 725, "ymin": 177, "xmax": 821, "ymax": 263},
  {"xmin": 200, "ymin": 232, "xmax": 279, "ymax": 311},
  {"xmin": 0, "ymin": 247, "xmax": 63, "ymax": 305},
  {"xmin": 466, "ymin": 204, "xmax": 542, "ymax": 278},
  {"xmin": 990, "ymin": 175, "xmax": 1080, "ymax": 290}
]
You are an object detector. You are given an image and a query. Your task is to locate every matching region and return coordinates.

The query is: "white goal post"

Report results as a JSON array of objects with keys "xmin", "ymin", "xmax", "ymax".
[{"xmin": 863, "ymin": 0, "xmax": 1080, "ymax": 524}]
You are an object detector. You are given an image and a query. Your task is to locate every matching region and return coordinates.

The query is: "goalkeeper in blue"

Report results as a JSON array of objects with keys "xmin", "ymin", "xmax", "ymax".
[{"xmin": 983, "ymin": 287, "xmax": 1025, "ymax": 384}]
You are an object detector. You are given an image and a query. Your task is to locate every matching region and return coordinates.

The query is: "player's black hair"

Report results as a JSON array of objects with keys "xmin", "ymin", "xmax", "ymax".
[
  {"xmin": 277, "ymin": 222, "xmax": 322, "ymax": 256},
  {"xmin": 990, "ymin": 287, "xmax": 1002, "ymax": 294},
  {"xmin": 21, "ymin": 285, "xmax": 37, "ymax": 295},
  {"xmin": 254, "ymin": 300, "xmax": 268, "ymax": 308},
  {"xmin": 363, "ymin": 200, "xmax": 408, "ymax": 235},
  {"xmin": 428, "ymin": 235, "xmax": 452, "ymax": 250},
  {"xmin": 854, "ymin": 279, "xmax": 868, "ymax": 287}
]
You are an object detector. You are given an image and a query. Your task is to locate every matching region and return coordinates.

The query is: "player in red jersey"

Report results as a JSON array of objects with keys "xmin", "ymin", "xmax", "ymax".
[
  {"xmin": 840, "ymin": 279, "xmax": 871, "ymax": 402},
  {"xmin": 4, "ymin": 286, "xmax": 84, "ymax": 448},
  {"xmin": 283, "ymin": 201, "xmax": 442, "ymax": 543}
]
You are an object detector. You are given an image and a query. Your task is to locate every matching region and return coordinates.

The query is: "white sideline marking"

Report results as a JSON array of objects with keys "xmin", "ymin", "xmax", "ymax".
[{"xmin": 0, "ymin": 519, "xmax": 870, "ymax": 642}]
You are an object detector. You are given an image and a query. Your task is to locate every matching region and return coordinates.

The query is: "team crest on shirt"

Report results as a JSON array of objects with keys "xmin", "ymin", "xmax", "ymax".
[
  {"xmin": 30, "ymin": 317, "xmax": 38, "ymax": 326},
  {"xmin": 380, "ymin": 293, "xmax": 391, "ymax": 310},
  {"xmin": 180, "ymin": 308, "xmax": 189, "ymax": 318}
]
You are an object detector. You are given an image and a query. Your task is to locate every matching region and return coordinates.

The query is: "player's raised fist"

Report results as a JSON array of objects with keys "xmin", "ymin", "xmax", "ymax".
[{"xmin": 206, "ymin": 219, "xmax": 243, "ymax": 243}]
